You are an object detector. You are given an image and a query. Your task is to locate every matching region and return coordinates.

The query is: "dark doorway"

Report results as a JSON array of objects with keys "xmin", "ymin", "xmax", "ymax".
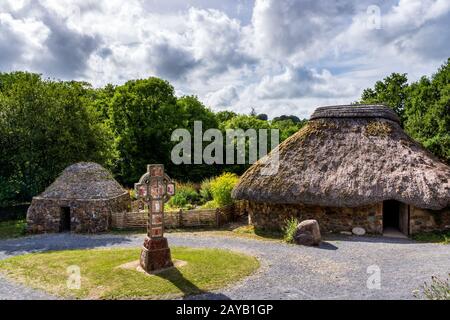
[
  {"xmin": 383, "ymin": 200, "xmax": 409, "ymax": 237},
  {"xmin": 60, "ymin": 207, "xmax": 71, "ymax": 232},
  {"xmin": 383, "ymin": 200, "xmax": 399, "ymax": 229}
]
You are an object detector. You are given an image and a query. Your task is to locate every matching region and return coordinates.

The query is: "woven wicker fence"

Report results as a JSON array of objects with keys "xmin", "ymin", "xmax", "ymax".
[{"xmin": 111, "ymin": 205, "xmax": 234, "ymax": 230}]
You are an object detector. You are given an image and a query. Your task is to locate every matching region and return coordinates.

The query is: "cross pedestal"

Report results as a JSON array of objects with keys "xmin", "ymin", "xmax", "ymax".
[
  {"xmin": 135, "ymin": 164, "xmax": 176, "ymax": 272},
  {"xmin": 140, "ymin": 236, "xmax": 172, "ymax": 271}
]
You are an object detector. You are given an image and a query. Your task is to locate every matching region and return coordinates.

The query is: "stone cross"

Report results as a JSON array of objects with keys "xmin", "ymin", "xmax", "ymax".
[{"xmin": 135, "ymin": 164, "xmax": 175, "ymax": 272}]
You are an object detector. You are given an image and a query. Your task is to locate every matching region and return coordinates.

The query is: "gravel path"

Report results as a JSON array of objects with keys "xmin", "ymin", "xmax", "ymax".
[{"xmin": 0, "ymin": 232, "xmax": 448, "ymax": 300}]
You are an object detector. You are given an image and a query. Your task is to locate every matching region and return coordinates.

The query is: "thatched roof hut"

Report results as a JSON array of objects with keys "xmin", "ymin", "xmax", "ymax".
[
  {"xmin": 27, "ymin": 162, "xmax": 130, "ymax": 233},
  {"xmin": 233, "ymin": 105, "xmax": 450, "ymax": 235},
  {"xmin": 39, "ymin": 162, "xmax": 126, "ymax": 200}
]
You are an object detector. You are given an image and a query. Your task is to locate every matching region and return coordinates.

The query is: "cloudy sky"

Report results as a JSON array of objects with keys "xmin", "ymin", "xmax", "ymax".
[{"xmin": 1, "ymin": 0, "xmax": 449, "ymax": 118}]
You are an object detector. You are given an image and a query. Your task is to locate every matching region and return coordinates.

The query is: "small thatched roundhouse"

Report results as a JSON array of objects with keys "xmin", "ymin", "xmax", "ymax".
[
  {"xmin": 27, "ymin": 162, "xmax": 130, "ymax": 233},
  {"xmin": 232, "ymin": 105, "xmax": 450, "ymax": 236}
]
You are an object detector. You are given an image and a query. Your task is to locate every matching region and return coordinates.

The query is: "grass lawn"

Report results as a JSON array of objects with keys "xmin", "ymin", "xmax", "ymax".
[
  {"xmin": 0, "ymin": 247, "xmax": 259, "ymax": 299},
  {"xmin": 0, "ymin": 219, "xmax": 26, "ymax": 239},
  {"xmin": 412, "ymin": 230, "xmax": 450, "ymax": 244}
]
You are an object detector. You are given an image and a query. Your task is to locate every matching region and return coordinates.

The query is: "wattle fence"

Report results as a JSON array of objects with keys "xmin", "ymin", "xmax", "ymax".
[{"xmin": 111, "ymin": 205, "xmax": 235, "ymax": 230}]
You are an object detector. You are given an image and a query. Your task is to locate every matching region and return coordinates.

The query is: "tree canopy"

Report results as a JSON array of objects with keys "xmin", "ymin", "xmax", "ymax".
[
  {"xmin": 0, "ymin": 72, "xmax": 114, "ymax": 204},
  {"xmin": 1, "ymin": 58, "xmax": 448, "ymax": 205},
  {"xmin": 359, "ymin": 58, "xmax": 449, "ymax": 163}
]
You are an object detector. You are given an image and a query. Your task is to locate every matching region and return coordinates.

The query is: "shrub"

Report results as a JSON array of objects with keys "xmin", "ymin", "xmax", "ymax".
[
  {"xmin": 167, "ymin": 183, "xmax": 200, "ymax": 209},
  {"xmin": 282, "ymin": 217, "xmax": 299, "ymax": 243},
  {"xmin": 210, "ymin": 173, "xmax": 239, "ymax": 207},
  {"xmin": 129, "ymin": 189, "xmax": 137, "ymax": 201},
  {"xmin": 414, "ymin": 275, "xmax": 450, "ymax": 300},
  {"xmin": 199, "ymin": 178, "xmax": 213, "ymax": 203},
  {"xmin": 202, "ymin": 200, "xmax": 218, "ymax": 209}
]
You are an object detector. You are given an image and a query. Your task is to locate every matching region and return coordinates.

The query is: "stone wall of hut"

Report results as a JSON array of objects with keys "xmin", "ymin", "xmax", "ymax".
[
  {"xmin": 241, "ymin": 200, "xmax": 383, "ymax": 234},
  {"xmin": 409, "ymin": 206, "xmax": 450, "ymax": 234},
  {"xmin": 238, "ymin": 201, "xmax": 450, "ymax": 235},
  {"xmin": 26, "ymin": 193, "xmax": 130, "ymax": 234}
]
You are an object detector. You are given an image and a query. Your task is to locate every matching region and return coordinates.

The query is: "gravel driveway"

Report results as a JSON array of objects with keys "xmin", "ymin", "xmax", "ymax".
[{"xmin": 0, "ymin": 232, "xmax": 448, "ymax": 300}]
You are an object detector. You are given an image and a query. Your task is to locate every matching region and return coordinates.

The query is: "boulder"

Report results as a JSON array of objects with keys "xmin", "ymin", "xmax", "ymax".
[
  {"xmin": 352, "ymin": 227, "xmax": 366, "ymax": 236},
  {"xmin": 294, "ymin": 219, "xmax": 321, "ymax": 246}
]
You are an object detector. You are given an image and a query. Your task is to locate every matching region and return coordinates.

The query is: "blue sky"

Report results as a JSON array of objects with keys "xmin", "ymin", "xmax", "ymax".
[{"xmin": 0, "ymin": 0, "xmax": 449, "ymax": 118}]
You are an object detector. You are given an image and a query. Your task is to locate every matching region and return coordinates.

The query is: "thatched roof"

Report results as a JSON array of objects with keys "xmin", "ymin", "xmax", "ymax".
[
  {"xmin": 232, "ymin": 105, "xmax": 450, "ymax": 210},
  {"xmin": 37, "ymin": 162, "xmax": 127, "ymax": 200}
]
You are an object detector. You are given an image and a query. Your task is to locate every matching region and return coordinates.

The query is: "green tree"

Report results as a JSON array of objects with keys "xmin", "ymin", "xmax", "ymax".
[
  {"xmin": 271, "ymin": 119, "xmax": 307, "ymax": 141},
  {"xmin": 108, "ymin": 77, "xmax": 181, "ymax": 185},
  {"xmin": 359, "ymin": 58, "xmax": 450, "ymax": 163},
  {"xmin": 360, "ymin": 73, "xmax": 409, "ymax": 123},
  {"xmin": 404, "ymin": 59, "xmax": 450, "ymax": 163},
  {"xmin": 0, "ymin": 72, "xmax": 114, "ymax": 204},
  {"xmin": 171, "ymin": 96, "xmax": 220, "ymax": 181},
  {"xmin": 216, "ymin": 110, "xmax": 237, "ymax": 123}
]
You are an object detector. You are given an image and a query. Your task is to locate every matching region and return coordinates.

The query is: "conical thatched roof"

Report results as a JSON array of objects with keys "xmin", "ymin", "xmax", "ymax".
[
  {"xmin": 232, "ymin": 105, "xmax": 450, "ymax": 210},
  {"xmin": 38, "ymin": 162, "xmax": 127, "ymax": 200}
]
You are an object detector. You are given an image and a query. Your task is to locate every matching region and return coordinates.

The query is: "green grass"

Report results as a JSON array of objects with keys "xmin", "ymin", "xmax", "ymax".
[
  {"xmin": 0, "ymin": 219, "xmax": 26, "ymax": 239},
  {"xmin": 412, "ymin": 230, "xmax": 450, "ymax": 244},
  {"xmin": 0, "ymin": 247, "xmax": 259, "ymax": 299}
]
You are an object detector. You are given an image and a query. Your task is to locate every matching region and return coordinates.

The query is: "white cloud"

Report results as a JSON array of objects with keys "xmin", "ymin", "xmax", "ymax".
[
  {"xmin": 0, "ymin": 0, "xmax": 448, "ymax": 118},
  {"xmin": 205, "ymin": 85, "xmax": 239, "ymax": 108}
]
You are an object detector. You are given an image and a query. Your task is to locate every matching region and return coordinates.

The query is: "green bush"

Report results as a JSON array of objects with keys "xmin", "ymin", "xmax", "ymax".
[
  {"xmin": 199, "ymin": 178, "xmax": 213, "ymax": 203},
  {"xmin": 202, "ymin": 200, "xmax": 219, "ymax": 209},
  {"xmin": 282, "ymin": 217, "xmax": 299, "ymax": 243},
  {"xmin": 167, "ymin": 183, "xmax": 200, "ymax": 209},
  {"xmin": 210, "ymin": 173, "xmax": 239, "ymax": 207}
]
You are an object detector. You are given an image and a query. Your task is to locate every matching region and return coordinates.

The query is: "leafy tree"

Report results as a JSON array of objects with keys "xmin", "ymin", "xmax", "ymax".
[
  {"xmin": 359, "ymin": 58, "xmax": 449, "ymax": 163},
  {"xmin": 220, "ymin": 115, "xmax": 272, "ymax": 175},
  {"xmin": 271, "ymin": 119, "xmax": 307, "ymax": 141},
  {"xmin": 256, "ymin": 113, "xmax": 268, "ymax": 121},
  {"xmin": 360, "ymin": 73, "xmax": 409, "ymax": 123},
  {"xmin": 273, "ymin": 114, "xmax": 302, "ymax": 123},
  {"xmin": 216, "ymin": 110, "xmax": 237, "ymax": 123},
  {"xmin": 403, "ymin": 59, "xmax": 450, "ymax": 163},
  {"xmin": 108, "ymin": 77, "xmax": 181, "ymax": 185},
  {"xmin": 171, "ymin": 96, "xmax": 220, "ymax": 181},
  {"xmin": 0, "ymin": 72, "xmax": 114, "ymax": 204}
]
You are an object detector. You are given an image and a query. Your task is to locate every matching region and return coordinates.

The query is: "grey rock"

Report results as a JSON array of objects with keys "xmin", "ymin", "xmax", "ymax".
[
  {"xmin": 352, "ymin": 227, "xmax": 366, "ymax": 236},
  {"xmin": 294, "ymin": 219, "xmax": 321, "ymax": 246}
]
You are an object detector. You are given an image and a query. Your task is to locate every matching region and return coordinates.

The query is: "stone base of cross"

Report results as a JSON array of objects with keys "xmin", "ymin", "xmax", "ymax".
[{"xmin": 135, "ymin": 164, "xmax": 176, "ymax": 272}]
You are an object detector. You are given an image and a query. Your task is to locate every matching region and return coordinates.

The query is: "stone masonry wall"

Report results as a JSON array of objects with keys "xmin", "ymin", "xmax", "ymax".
[
  {"xmin": 409, "ymin": 206, "xmax": 450, "ymax": 234},
  {"xmin": 27, "ymin": 193, "xmax": 130, "ymax": 234},
  {"xmin": 240, "ymin": 201, "xmax": 450, "ymax": 235},
  {"xmin": 242, "ymin": 201, "xmax": 383, "ymax": 234}
]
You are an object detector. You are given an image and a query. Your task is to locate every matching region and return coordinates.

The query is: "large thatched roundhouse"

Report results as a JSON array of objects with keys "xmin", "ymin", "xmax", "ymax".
[
  {"xmin": 27, "ymin": 162, "xmax": 130, "ymax": 233},
  {"xmin": 232, "ymin": 105, "xmax": 450, "ymax": 236}
]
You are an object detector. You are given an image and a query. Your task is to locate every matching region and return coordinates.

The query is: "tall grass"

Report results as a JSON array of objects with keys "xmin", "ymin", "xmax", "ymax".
[{"xmin": 282, "ymin": 217, "xmax": 299, "ymax": 243}]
